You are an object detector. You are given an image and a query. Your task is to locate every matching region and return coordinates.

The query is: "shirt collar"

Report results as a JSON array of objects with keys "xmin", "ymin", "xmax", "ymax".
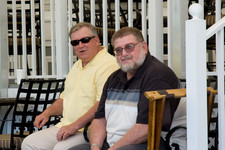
[{"xmin": 77, "ymin": 46, "xmax": 107, "ymax": 69}]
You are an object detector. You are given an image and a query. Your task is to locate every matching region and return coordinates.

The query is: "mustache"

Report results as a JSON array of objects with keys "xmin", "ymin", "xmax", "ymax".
[{"xmin": 121, "ymin": 55, "xmax": 132, "ymax": 61}]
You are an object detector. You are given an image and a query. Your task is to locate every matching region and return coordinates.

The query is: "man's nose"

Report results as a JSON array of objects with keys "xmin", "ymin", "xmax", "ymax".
[
  {"xmin": 78, "ymin": 41, "xmax": 84, "ymax": 47},
  {"xmin": 121, "ymin": 48, "xmax": 129, "ymax": 55}
]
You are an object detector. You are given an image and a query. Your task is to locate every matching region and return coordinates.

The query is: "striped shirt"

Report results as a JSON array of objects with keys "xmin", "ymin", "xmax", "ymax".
[{"xmin": 95, "ymin": 52, "xmax": 180, "ymax": 146}]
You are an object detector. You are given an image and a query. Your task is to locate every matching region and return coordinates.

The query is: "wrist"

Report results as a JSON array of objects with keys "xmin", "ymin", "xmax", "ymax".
[
  {"xmin": 43, "ymin": 109, "xmax": 51, "ymax": 116},
  {"xmin": 90, "ymin": 144, "xmax": 101, "ymax": 150}
]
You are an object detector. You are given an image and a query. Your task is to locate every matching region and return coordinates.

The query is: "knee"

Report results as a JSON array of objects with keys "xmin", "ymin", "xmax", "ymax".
[
  {"xmin": 21, "ymin": 136, "xmax": 32, "ymax": 149},
  {"xmin": 21, "ymin": 133, "xmax": 41, "ymax": 150}
]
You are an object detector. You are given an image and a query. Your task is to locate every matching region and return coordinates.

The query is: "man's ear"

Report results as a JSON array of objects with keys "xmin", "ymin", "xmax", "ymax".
[
  {"xmin": 94, "ymin": 36, "xmax": 100, "ymax": 44},
  {"xmin": 142, "ymin": 41, "xmax": 148, "ymax": 54}
]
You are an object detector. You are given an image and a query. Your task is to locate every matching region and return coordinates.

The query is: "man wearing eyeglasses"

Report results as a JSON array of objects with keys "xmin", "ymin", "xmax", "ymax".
[
  {"xmin": 69, "ymin": 27, "xmax": 186, "ymax": 150},
  {"xmin": 22, "ymin": 22, "xmax": 119, "ymax": 150}
]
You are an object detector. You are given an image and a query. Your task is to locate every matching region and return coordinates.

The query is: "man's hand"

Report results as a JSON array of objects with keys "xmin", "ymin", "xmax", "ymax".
[
  {"xmin": 57, "ymin": 124, "xmax": 78, "ymax": 141},
  {"xmin": 56, "ymin": 101, "xmax": 100, "ymax": 141},
  {"xmin": 33, "ymin": 98, "xmax": 63, "ymax": 129},
  {"xmin": 33, "ymin": 113, "xmax": 49, "ymax": 129}
]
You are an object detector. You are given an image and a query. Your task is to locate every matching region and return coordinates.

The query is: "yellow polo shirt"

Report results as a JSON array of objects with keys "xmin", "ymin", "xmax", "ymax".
[{"xmin": 55, "ymin": 47, "xmax": 118, "ymax": 128}]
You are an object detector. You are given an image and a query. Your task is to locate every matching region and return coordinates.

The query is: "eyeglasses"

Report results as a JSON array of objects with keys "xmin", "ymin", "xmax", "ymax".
[
  {"xmin": 114, "ymin": 41, "xmax": 142, "ymax": 56},
  {"xmin": 70, "ymin": 36, "xmax": 95, "ymax": 46}
]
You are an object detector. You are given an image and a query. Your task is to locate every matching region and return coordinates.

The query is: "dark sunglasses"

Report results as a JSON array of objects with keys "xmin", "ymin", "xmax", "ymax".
[
  {"xmin": 70, "ymin": 36, "xmax": 95, "ymax": 46},
  {"xmin": 114, "ymin": 41, "xmax": 142, "ymax": 56}
]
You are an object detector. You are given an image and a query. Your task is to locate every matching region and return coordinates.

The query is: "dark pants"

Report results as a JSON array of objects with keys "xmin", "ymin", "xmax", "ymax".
[
  {"xmin": 69, "ymin": 138, "xmax": 167, "ymax": 150},
  {"xmin": 69, "ymin": 140, "xmax": 110, "ymax": 150}
]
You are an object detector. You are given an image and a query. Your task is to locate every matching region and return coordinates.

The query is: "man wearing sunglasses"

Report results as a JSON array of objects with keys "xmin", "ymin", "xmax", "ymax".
[
  {"xmin": 70, "ymin": 27, "xmax": 186, "ymax": 150},
  {"xmin": 22, "ymin": 22, "xmax": 119, "ymax": 150}
]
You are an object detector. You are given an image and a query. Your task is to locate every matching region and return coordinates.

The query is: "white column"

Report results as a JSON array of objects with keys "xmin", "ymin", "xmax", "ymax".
[
  {"xmin": 90, "ymin": 0, "xmax": 95, "ymax": 25},
  {"xmin": 149, "ymin": 0, "xmax": 163, "ymax": 62},
  {"xmin": 198, "ymin": 0, "xmax": 204, "ymax": 18},
  {"xmin": 186, "ymin": 4, "xmax": 207, "ymax": 150},
  {"xmin": 79, "ymin": 0, "xmax": 84, "ymax": 22},
  {"xmin": 215, "ymin": 0, "xmax": 225, "ymax": 149},
  {"xmin": 216, "ymin": 26, "xmax": 225, "ymax": 150},
  {"xmin": 168, "ymin": 0, "xmax": 188, "ymax": 78},
  {"xmin": 128, "ymin": 0, "xmax": 133, "ymax": 27},
  {"xmin": 115, "ymin": 0, "xmax": 120, "ymax": 31},
  {"xmin": 50, "ymin": 0, "xmax": 56, "ymax": 76},
  {"xmin": 12, "ymin": 0, "xmax": 18, "ymax": 76},
  {"xmin": 102, "ymin": 0, "xmax": 108, "ymax": 48},
  {"xmin": 0, "ymin": 0, "xmax": 8, "ymax": 97},
  {"xmin": 55, "ymin": 0, "xmax": 69, "ymax": 78},
  {"xmin": 67, "ymin": 0, "xmax": 74, "ymax": 69},
  {"xmin": 30, "ymin": 0, "xmax": 37, "ymax": 76},
  {"xmin": 21, "ymin": 0, "xmax": 27, "ymax": 75},
  {"xmin": 141, "ymin": 0, "xmax": 147, "ymax": 41}
]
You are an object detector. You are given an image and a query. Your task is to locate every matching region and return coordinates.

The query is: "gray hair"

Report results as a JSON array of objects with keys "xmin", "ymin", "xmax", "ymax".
[
  {"xmin": 69, "ymin": 22, "xmax": 98, "ymax": 38},
  {"xmin": 111, "ymin": 27, "xmax": 144, "ymax": 46}
]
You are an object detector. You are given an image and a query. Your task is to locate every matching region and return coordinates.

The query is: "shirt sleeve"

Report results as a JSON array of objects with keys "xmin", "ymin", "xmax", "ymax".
[{"xmin": 94, "ymin": 79, "xmax": 109, "ymax": 119}]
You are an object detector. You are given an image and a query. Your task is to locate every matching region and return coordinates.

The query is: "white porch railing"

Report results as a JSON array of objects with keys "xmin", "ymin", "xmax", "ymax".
[
  {"xmin": 186, "ymin": 2, "xmax": 225, "ymax": 150},
  {"xmin": 6, "ymin": 0, "xmax": 187, "ymax": 81},
  {"xmin": 7, "ymin": 0, "xmax": 156, "ymax": 80}
]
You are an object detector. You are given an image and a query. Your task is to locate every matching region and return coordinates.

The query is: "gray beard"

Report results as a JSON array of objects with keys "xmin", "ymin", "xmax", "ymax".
[{"xmin": 117, "ymin": 49, "xmax": 146, "ymax": 73}]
